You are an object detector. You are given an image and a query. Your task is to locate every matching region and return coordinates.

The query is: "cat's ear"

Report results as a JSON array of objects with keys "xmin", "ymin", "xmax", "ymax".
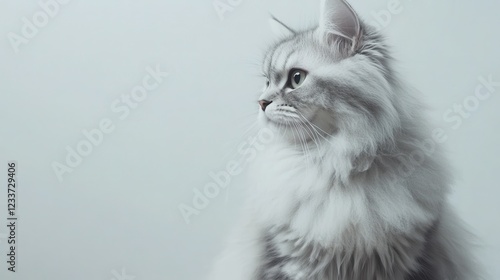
[
  {"xmin": 318, "ymin": 0, "xmax": 361, "ymax": 52},
  {"xmin": 269, "ymin": 14, "xmax": 296, "ymax": 37}
]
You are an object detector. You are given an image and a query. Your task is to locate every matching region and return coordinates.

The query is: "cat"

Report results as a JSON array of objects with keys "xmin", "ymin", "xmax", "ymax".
[{"xmin": 209, "ymin": 0, "xmax": 479, "ymax": 279}]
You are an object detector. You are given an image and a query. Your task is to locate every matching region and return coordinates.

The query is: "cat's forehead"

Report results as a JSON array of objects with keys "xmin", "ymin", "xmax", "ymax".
[
  {"xmin": 262, "ymin": 30, "xmax": 337, "ymax": 77},
  {"xmin": 263, "ymin": 33, "xmax": 308, "ymax": 74}
]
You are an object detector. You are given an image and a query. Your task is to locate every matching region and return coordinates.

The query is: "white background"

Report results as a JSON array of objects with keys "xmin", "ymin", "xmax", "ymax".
[{"xmin": 0, "ymin": 0, "xmax": 499, "ymax": 279}]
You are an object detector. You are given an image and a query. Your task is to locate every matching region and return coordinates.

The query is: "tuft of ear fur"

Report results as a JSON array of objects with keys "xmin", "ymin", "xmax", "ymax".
[
  {"xmin": 269, "ymin": 14, "xmax": 296, "ymax": 37},
  {"xmin": 318, "ymin": 0, "xmax": 362, "ymax": 53}
]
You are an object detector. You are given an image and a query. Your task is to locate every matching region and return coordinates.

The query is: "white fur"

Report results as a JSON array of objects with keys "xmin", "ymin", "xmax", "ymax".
[{"xmin": 209, "ymin": 0, "xmax": 479, "ymax": 279}]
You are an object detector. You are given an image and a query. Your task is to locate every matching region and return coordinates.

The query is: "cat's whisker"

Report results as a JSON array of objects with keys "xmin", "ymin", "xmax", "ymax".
[
  {"xmin": 286, "ymin": 119, "xmax": 299, "ymax": 151},
  {"xmin": 296, "ymin": 117, "xmax": 325, "ymax": 166},
  {"xmin": 241, "ymin": 121, "xmax": 259, "ymax": 136},
  {"xmin": 234, "ymin": 112, "xmax": 259, "ymax": 122},
  {"xmin": 211, "ymin": 0, "xmax": 477, "ymax": 277},
  {"xmin": 288, "ymin": 120, "xmax": 307, "ymax": 161},
  {"xmin": 297, "ymin": 112, "xmax": 334, "ymax": 139},
  {"xmin": 217, "ymin": 121, "xmax": 263, "ymax": 162},
  {"xmin": 296, "ymin": 121, "xmax": 315, "ymax": 167},
  {"xmin": 297, "ymin": 113, "xmax": 335, "ymax": 147},
  {"xmin": 291, "ymin": 120, "xmax": 311, "ymax": 166},
  {"xmin": 296, "ymin": 117, "xmax": 322, "ymax": 151}
]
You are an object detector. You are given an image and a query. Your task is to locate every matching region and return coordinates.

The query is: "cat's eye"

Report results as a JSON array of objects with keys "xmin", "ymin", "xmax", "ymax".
[
  {"xmin": 266, "ymin": 79, "xmax": 270, "ymax": 88},
  {"xmin": 288, "ymin": 69, "xmax": 307, "ymax": 89}
]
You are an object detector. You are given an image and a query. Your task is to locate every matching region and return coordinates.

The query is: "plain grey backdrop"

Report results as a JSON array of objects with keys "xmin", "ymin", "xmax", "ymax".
[{"xmin": 0, "ymin": 0, "xmax": 499, "ymax": 279}]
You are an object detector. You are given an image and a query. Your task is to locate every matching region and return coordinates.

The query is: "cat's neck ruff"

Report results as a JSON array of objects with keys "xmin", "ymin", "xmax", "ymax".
[{"xmin": 248, "ymin": 134, "xmax": 442, "ymax": 253}]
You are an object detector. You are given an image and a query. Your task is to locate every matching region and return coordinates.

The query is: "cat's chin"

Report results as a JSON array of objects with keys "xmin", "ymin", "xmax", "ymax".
[
  {"xmin": 260, "ymin": 109, "xmax": 307, "ymax": 129},
  {"xmin": 260, "ymin": 104, "xmax": 316, "ymax": 124},
  {"xmin": 260, "ymin": 119, "xmax": 320, "ymax": 145},
  {"xmin": 259, "ymin": 108, "xmax": 337, "ymax": 144}
]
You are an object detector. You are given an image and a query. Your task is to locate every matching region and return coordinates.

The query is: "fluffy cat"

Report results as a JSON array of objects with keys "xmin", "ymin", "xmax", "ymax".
[{"xmin": 209, "ymin": 0, "xmax": 479, "ymax": 279}]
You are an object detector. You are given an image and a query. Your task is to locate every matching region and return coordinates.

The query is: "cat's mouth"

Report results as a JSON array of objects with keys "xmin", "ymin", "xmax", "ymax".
[
  {"xmin": 264, "ymin": 104, "xmax": 305, "ymax": 126},
  {"xmin": 260, "ymin": 104, "xmax": 334, "ymax": 144}
]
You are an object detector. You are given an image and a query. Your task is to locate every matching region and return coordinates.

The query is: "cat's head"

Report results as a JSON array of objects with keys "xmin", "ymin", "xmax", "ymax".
[{"xmin": 259, "ymin": 0, "xmax": 402, "ymax": 153}]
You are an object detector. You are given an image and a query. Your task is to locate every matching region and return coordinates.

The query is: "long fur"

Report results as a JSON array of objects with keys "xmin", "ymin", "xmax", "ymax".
[{"xmin": 209, "ymin": 0, "xmax": 479, "ymax": 279}]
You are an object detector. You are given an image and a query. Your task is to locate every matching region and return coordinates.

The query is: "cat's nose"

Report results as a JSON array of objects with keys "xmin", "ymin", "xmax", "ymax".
[{"xmin": 258, "ymin": 100, "xmax": 272, "ymax": 111}]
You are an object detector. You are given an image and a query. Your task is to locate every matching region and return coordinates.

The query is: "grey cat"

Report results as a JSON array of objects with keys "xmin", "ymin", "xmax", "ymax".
[{"xmin": 209, "ymin": 0, "xmax": 480, "ymax": 279}]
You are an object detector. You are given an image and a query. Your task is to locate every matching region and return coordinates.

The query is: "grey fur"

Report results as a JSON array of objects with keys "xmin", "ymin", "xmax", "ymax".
[
  {"xmin": 255, "ymin": 5, "xmax": 479, "ymax": 280},
  {"xmin": 209, "ymin": 1, "xmax": 481, "ymax": 280}
]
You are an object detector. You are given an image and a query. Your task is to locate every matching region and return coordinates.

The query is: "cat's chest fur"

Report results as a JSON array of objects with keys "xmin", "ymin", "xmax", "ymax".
[
  {"xmin": 249, "ymin": 142, "xmax": 435, "ymax": 242},
  {"xmin": 249, "ymin": 143, "xmax": 440, "ymax": 279},
  {"xmin": 259, "ymin": 225, "xmax": 434, "ymax": 280}
]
